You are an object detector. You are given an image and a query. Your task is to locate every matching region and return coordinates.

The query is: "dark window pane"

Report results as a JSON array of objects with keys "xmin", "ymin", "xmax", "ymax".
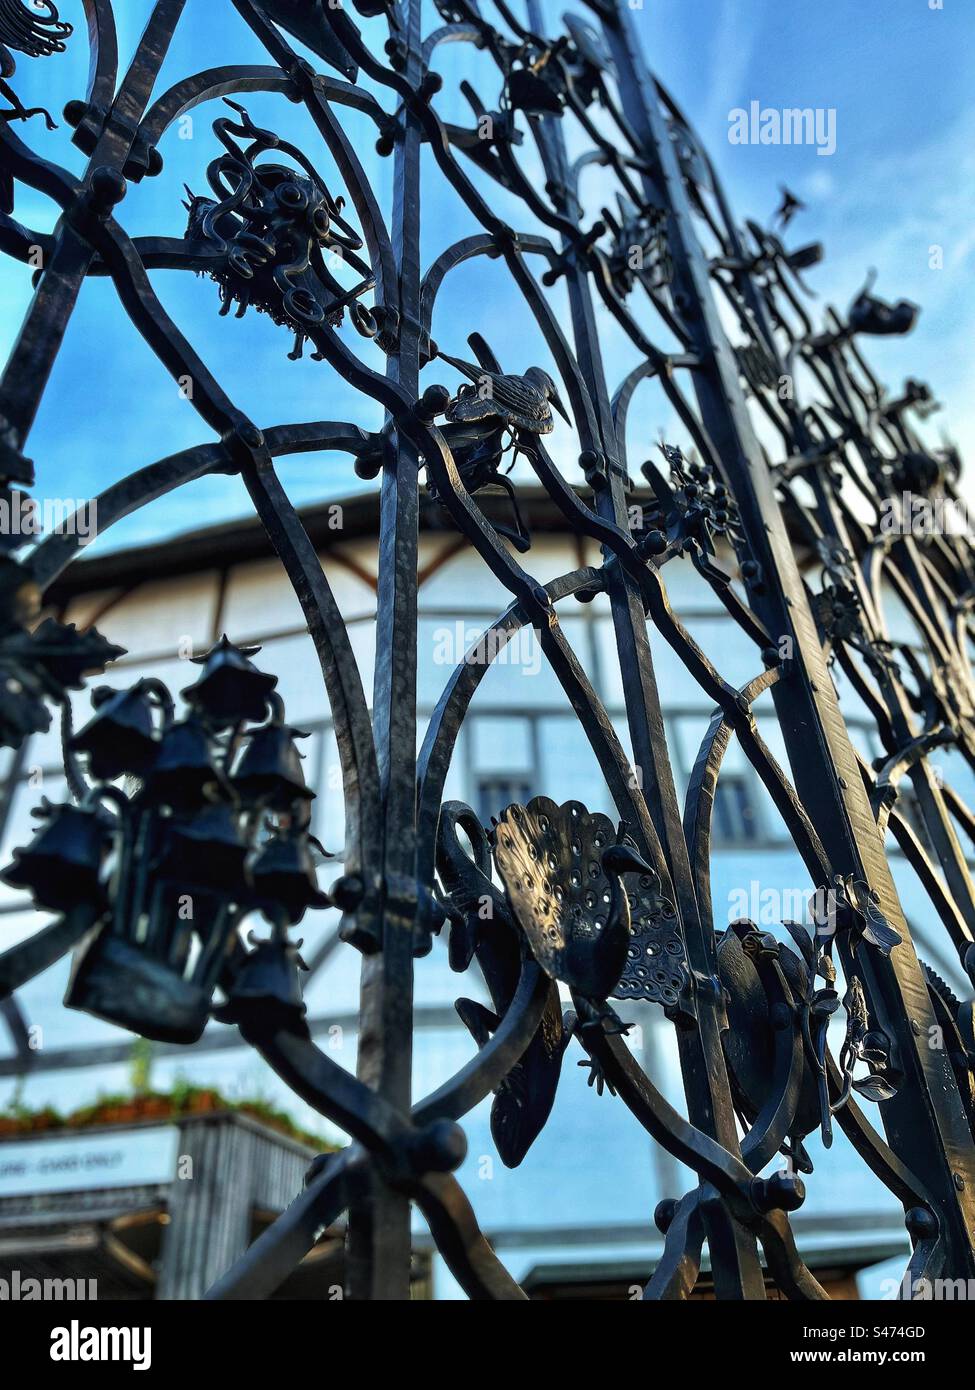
[
  {"xmin": 475, "ymin": 777, "xmax": 533, "ymax": 826},
  {"xmin": 712, "ymin": 777, "xmax": 760, "ymax": 844}
]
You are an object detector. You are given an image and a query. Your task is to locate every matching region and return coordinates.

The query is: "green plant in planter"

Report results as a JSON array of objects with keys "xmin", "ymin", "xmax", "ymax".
[
  {"xmin": 0, "ymin": 1072, "xmax": 341, "ymax": 1152},
  {"xmin": 3, "ymin": 1075, "xmax": 28, "ymax": 1120},
  {"xmin": 128, "ymin": 1038, "xmax": 154, "ymax": 1096}
]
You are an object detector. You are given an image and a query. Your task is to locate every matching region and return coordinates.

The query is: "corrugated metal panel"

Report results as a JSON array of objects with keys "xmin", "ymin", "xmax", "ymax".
[{"xmin": 156, "ymin": 1116, "xmax": 314, "ymax": 1299}]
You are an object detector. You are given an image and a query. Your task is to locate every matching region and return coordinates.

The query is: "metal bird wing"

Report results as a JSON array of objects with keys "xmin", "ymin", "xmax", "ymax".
[
  {"xmin": 564, "ymin": 13, "xmax": 613, "ymax": 76},
  {"xmin": 493, "ymin": 797, "xmax": 627, "ymax": 999}
]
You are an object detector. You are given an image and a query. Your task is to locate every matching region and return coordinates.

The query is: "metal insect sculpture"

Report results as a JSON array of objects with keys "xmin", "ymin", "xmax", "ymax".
[
  {"xmin": 0, "ymin": 0, "xmax": 69, "ymax": 125},
  {"xmin": 0, "ymin": 0, "xmax": 70, "ymax": 209}
]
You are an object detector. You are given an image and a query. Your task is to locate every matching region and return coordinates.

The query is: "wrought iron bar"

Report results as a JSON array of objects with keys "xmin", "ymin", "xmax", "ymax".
[{"xmin": 0, "ymin": 0, "xmax": 972, "ymax": 1301}]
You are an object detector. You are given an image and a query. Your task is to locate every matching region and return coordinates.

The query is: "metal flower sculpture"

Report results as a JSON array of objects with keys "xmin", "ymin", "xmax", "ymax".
[
  {"xmin": 1, "ymin": 0, "xmax": 975, "ymax": 1305},
  {"xmin": 641, "ymin": 442, "xmax": 745, "ymax": 562},
  {"xmin": 184, "ymin": 101, "xmax": 377, "ymax": 358},
  {"xmin": 0, "ymin": 556, "xmax": 124, "ymax": 749}
]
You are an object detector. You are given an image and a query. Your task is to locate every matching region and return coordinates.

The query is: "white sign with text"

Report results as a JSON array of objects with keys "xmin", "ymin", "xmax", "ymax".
[{"xmin": 0, "ymin": 1126, "xmax": 180, "ymax": 1195}]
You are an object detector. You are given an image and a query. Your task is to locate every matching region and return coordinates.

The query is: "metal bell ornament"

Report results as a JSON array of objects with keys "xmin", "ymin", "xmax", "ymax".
[
  {"xmin": 249, "ymin": 827, "xmax": 330, "ymax": 925},
  {"xmin": 153, "ymin": 798, "xmax": 250, "ymax": 897},
  {"xmin": 1, "ymin": 797, "xmax": 108, "ymax": 913},
  {"xmin": 181, "ymin": 635, "xmax": 277, "ymax": 729},
  {"xmin": 69, "ymin": 679, "xmax": 165, "ymax": 780},
  {"xmin": 214, "ymin": 929, "xmax": 308, "ymax": 1038},
  {"xmin": 142, "ymin": 714, "xmax": 222, "ymax": 810},
  {"xmin": 46, "ymin": 639, "xmax": 316, "ymax": 1044},
  {"xmin": 232, "ymin": 696, "xmax": 313, "ymax": 810}
]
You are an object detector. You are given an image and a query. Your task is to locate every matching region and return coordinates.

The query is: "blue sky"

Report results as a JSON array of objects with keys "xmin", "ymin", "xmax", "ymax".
[{"xmin": 1, "ymin": 0, "xmax": 972, "ymax": 552}]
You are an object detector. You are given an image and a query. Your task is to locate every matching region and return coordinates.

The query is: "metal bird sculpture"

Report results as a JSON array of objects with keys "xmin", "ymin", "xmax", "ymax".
[
  {"xmin": 774, "ymin": 185, "xmax": 804, "ymax": 229},
  {"xmin": 254, "ymin": 1, "xmax": 360, "ymax": 81},
  {"xmin": 610, "ymin": 857, "xmax": 687, "ymax": 1013},
  {"xmin": 492, "ymin": 797, "xmax": 655, "ymax": 1026},
  {"xmin": 439, "ymin": 352, "xmax": 570, "ymax": 435},
  {"xmin": 437, "ymin": 801, "xmax": 571, "ymax": 1168},
  {"xmin": 424, "ymin": 341, "xmax": 570, "ymax": 552},
  {"xmin": 432, "ymin": 422, "xmax": 531, "ymax": 552},
  {"xmin": 718, "ymin": 918, "xmax": 902, "ymax": 1172},
  {"xmin": 847, "ymin": 269, "xmax": 919, "ymax": 337}
]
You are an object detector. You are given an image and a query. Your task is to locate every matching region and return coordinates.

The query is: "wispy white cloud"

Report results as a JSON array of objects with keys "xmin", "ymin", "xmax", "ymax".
[{"xmin": 701, "ymin": 0, "xmax": 774, "ymax": 136}]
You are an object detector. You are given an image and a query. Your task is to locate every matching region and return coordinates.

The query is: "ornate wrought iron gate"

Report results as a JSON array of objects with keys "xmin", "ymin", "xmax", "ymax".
[{"xmin": 1, "ymin": 0, "xmax": 974, "ymax": 1300}]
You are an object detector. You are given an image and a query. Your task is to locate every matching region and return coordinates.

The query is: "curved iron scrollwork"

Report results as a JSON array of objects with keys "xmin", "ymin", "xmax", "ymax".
[{"xmin": 1, "ymin": 0, "xmax": 974, "ymax": 1301}]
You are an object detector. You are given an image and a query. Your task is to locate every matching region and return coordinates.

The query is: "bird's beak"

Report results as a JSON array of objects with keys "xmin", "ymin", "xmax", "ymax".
[
  {"xmin": 604, "ymin": 844, "xmax": 655, "ymax": 877},
  {"xmin": 550, "ymin": 383, "xmax": 571, "ymax": 425},
  {"xmin": 182, "ymin": 183, "xmax": 196, "ymax": 212}
]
